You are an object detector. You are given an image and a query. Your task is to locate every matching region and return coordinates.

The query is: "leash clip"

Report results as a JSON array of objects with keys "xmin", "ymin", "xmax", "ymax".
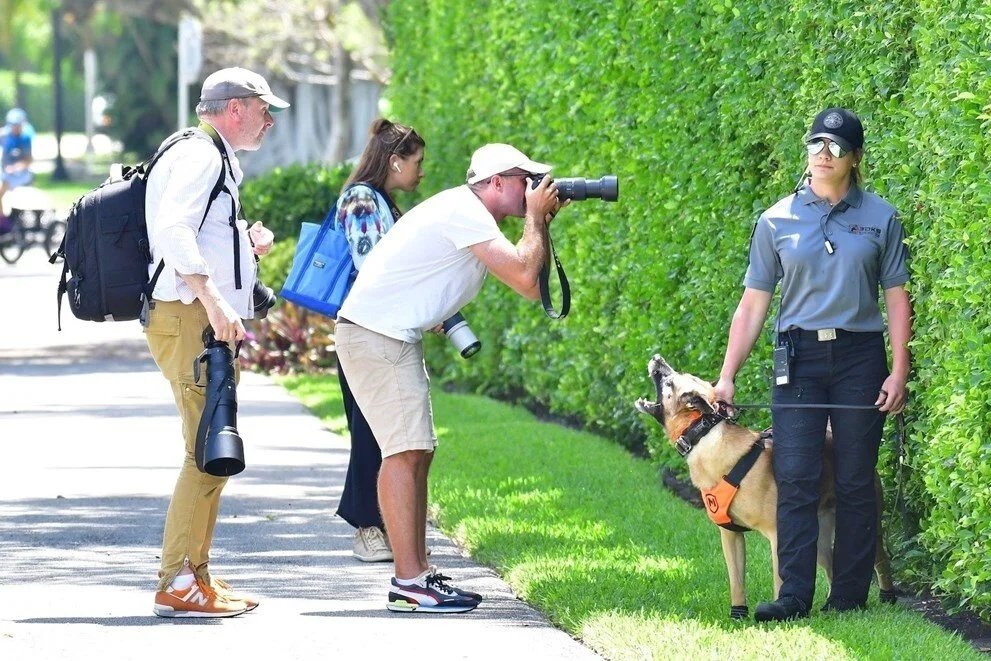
[
  {"xmin": 675, "ymin": 436, "xmax": 693, "ymax": 457},
  {"xmin": 714, "ymin": 401, "xmax": 739, "ymax": 422}
]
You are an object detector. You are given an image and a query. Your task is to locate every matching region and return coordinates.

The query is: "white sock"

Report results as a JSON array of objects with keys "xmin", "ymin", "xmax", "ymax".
[
  {"xmin": 395, "ymin": 569, "xmax": 431, "ymax": 586},
  {"xmin": 170, "ymin": 572, "xmax": 196, "ymax": 590}
]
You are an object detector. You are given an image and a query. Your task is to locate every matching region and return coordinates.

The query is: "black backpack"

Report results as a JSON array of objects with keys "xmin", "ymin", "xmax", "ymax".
[{"xmin": 52, "ymin": 125, "xmax": 232, "ymax": 329}]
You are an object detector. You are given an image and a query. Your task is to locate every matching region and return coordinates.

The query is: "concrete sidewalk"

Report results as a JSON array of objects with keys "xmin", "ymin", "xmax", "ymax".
[{"xmin": 0, "ymin": 250, "xmax": 599, "ymax": 661}]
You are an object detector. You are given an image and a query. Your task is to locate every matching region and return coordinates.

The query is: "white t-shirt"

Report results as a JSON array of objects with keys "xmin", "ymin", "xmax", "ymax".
[{"xmin": 338, "ymin": 185, "xmax": 502, "ymax": 342}]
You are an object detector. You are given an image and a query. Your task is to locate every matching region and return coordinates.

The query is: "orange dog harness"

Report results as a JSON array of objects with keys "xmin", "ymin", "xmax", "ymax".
[
  {"xmin": 699, "ymin": 434, "xmax": 770, "ymax": 532},
  {"xmin": 673, "ymin": 411, "xmax": 770, "ymax": 532},
  {"xmin": 702, "ymin": 480, "xmax": 741, "ymax": 528}
]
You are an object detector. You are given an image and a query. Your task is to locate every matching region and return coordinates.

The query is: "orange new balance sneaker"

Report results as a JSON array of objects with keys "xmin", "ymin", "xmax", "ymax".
[
  {"xmin": 212, "ymin": 578, "xmax": 259, "ymax": 612},
  {"xmin": 153, "ymin": 576, "xmax": 248, "ymax": 618}
]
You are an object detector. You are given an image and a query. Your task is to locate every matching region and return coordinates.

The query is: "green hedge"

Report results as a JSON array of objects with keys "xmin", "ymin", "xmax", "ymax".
[
  {"xmin": 241, "ymin": 161, "xmax": 350, "ymax": 240},
  {"xmin": 241, "ymin": 161, "xmax": 351, "ymax": 293},
  {"xmin": 379, "ymin": 0, "xmax": 991, "ymax": 617}
]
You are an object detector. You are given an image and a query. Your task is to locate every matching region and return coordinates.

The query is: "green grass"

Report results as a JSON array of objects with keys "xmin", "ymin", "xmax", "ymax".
[
  {"xmin": 281, "ymin": 375, "xmax": 981, "ymax": 661},
  {"xmin": 31, "ymin": 172, "xmax": 97, "ymax": 212}
]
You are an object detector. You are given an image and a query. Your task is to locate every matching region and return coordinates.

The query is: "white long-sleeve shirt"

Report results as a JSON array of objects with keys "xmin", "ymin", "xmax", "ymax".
[{"xmin": 144, "ymin": 125, "xmax": 256, "ymax": 318}]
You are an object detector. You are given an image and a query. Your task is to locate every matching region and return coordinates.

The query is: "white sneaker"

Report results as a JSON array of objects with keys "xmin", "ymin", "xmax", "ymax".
[{"xmin": 353, "ymin": 527, "xmax": 393, "ymax": 562}]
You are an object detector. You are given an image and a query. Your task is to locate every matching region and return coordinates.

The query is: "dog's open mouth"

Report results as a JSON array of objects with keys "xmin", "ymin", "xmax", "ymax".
[{"xmin": 634, "ymin": 354, "xmax": 674, "ymax": 422}]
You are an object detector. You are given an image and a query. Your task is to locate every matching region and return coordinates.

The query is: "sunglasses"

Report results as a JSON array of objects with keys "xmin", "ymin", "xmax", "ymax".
[
  {"xmin": 495, "ymin": 171, "xmax": 531, "ymax": 183},
  {"xmin": 392, "ymin": 127, "xmax": 415, "ymax": 154},
  {"xmin": 806, "ymin": 139, "xmax": 849, "ymax": 159}
]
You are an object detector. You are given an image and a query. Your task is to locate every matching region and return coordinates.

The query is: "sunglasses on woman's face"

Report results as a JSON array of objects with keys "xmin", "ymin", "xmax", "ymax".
[{"xmin": 806, "ymin": 139, "xmax": 849, "ymax": 159}]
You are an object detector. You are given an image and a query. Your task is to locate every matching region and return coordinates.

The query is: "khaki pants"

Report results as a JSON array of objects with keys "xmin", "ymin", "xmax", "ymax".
[{"xmin": 144, "ymin": 299, "xmax": 240, "ymax": 591}]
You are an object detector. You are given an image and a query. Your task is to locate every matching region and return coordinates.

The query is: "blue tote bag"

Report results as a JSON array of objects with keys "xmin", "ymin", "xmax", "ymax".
[{"xmin": 279, "ymin": 199, "xmax": 355, "ymax": 319}]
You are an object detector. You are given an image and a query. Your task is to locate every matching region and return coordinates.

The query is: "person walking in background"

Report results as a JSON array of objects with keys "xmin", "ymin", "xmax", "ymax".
[
  {"xmin": 714, "ymin": 107, "xmax": 912, "ymax": 622},
  {"xmin": 335, "ymin": 143, "xmax": 563, "ymax": 613},
  {"xmin": 334, "ymin": 118, "xmax": 426, "ymax": 562},
  {"xmin": 144, "ymin": 67, "xmax": 287, "ymax": 618}
]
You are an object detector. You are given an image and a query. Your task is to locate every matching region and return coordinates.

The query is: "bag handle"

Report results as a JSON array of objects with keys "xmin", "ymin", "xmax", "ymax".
[{"xmin": 283, "ymin": 193, "xmax": 351, "ymax": 292}]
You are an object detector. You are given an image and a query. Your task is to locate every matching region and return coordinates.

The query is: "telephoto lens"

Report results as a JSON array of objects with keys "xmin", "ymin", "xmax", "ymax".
[
  {"xmin": 193, "ymin": 327, "xmax": 246, "ymax": 476},
  {"xmin": 555, "ymin": 176, "xmax": 618, "ymax": 201},
  {"xmin": 530, "ymin": 174, "xmax": 619, "ymax": 202},
  {"xmin": 442, "ymin": 311, "xmax": 481, "ymax": 359},
  {"xmin": 252, "ymin": 280, "xmax": 277, "ymax": 319}
]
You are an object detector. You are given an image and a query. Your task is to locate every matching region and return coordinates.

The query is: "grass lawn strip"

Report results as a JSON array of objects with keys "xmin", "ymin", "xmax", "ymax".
[{"xmin": 281, "ymin": 375, "xmax": 981, "ymax": 660}]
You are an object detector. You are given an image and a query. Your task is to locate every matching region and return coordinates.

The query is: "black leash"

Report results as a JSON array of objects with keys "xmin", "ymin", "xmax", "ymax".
[{"xmin": 730, "ymin": 402, "xmax": 882, "ymax": 410}]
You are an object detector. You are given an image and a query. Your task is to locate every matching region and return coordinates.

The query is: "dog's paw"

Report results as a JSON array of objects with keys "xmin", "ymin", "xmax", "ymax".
[
  {"xmin": 730, "ymin": 604, "xmax": 749, "ymax": 620},
  {"xmin": 878, "ymin": 589, "xmax": 900, "ymax": 604}
]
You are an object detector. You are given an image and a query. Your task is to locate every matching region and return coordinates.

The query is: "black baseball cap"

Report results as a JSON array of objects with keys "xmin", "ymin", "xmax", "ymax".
[{"xmin": 807, "ymin": 107, "xmax": 864, "ymax": 152}]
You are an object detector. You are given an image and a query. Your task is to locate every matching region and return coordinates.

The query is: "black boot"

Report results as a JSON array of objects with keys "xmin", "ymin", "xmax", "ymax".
[
  {"xmin": 821, "ymin": 596, "xmax": 866, "ymax": 613},
  {"xmin": 754, "ymin": 596, "xmax": 810, "ymax": 622}
]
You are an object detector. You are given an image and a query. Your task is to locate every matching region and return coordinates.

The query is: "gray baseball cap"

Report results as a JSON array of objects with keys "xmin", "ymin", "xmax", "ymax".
[{"xmin": 200, "ymin": 67, "xmax": 290, "ymax": 111}]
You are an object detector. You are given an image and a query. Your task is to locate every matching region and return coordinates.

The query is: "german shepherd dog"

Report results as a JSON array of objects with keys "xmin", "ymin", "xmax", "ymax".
[{"xmin": 634, "ymin": 355, "xmax": 895, "ymax": 618}]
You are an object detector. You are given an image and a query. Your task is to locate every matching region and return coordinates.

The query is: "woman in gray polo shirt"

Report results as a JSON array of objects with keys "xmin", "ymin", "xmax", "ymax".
[{"xmin": 714, "ymin": 107, "xmax": 912, "ymax": 622}]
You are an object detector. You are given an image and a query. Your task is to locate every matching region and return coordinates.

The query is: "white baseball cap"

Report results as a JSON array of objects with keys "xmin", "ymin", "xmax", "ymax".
[
  {"xmin": 466, "ymin": 143, "xmax": 551, "ymax": 184},
  {"xmin": 200, "ymin": 67, "xmax": 290, "ymax": 111}
]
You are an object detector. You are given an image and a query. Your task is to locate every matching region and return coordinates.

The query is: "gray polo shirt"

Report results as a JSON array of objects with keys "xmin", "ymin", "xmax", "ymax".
[{"xmin": 744, "ymin": 183, "xmax": 909, "ymax": 333}]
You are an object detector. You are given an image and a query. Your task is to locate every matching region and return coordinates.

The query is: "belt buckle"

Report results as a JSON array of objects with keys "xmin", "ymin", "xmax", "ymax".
[{"xmin": 817, "ymin": 328, "xmax": 837, "ymax": 342}]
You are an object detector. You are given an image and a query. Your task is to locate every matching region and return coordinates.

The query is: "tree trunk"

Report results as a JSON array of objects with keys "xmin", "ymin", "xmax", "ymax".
[
  {"xmin": 13, "ymin": 66, "xmax": 25, "ymax": 110},
  {"xmin": 324, "ymin": 40, "xmax": 353, "ymax": 164}
]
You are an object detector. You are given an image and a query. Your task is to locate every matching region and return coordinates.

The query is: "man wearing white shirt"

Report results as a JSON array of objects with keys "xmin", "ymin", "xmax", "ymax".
[
  {"xmin": 143, "ymin": 67, "xmax": 287, "ymax": 618},
  {"xmin": 336, "ymin": 143, "xmax": 563, "ymax": 613}
]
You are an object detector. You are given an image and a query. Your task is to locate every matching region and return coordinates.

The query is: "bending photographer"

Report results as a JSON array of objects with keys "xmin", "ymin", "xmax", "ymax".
[
  {"xmin": 335, "ymin": 143, "xmax": 563, "ymax": 613},
  {"xmin": 144, "ymin": 68, "xmax": 286, "ymax": 618}
]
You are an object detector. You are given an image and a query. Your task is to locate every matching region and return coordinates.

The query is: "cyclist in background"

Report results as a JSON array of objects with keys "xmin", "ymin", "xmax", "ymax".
[{"xmin": 0, "ymin": 108, "xmax": 35, "ymax": 234}]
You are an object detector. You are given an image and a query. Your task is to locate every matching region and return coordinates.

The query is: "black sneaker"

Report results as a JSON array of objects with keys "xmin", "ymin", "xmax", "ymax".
[
  {"xmin": 387, "ymin": 570, "xmax": 480, "ymax": 613},
  {"xmin": 754, "ymin": 596, "xmax": 810, "ymax": 622},
  {"xmin": 425, "ymin": 565, "xmax": 483, "ymax": 603}
]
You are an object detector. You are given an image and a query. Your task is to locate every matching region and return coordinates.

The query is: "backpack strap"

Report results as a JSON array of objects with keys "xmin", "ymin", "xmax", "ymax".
[
  {"xmin": 196, "ymin": 122, "xmax": 234, "ymax": 230},
  {"xmin": 197, "ymin": 123, "xmax": 244, "ymax": 291}
]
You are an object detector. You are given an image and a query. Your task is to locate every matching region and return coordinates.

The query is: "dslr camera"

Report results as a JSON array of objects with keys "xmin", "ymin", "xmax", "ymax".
[
  {"xmin": 442, "ymin": 311, "xmax": 481, "ymax": 359},
  {"xmin": 530, "ymin": 174, "xmax": 619, "ymax": 202},
  {"xmin": 193, "ymin": 327, "xmax": 246, "ymax": 476},
  {"xmin": 252, "ymin": 279, "xmax": 277, "ymax": 319}
]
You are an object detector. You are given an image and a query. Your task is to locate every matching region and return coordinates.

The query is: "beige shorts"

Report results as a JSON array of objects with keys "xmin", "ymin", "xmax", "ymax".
[{"xmin": 334, "ymin": 321, "xmax": 437, "ymax": 458}]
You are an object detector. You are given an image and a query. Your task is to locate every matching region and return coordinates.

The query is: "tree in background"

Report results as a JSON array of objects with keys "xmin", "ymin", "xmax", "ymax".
[
  {"xmin": 0, "ymin": 0, "xmax": 56, "ymax": 111},
  {"xmin": 197, "ymin": 0, "xmax": 390, "ymax": 161},
  {"xmin": 1, "ymin": 0, "xmax": 388, "ymax": 159},
  {"xmin": 0, "ymin": 0, "xmax": 34, "ymax": 108},
  {"xmin": 61, "ymin": 0, "xmax": 196, "ymax": 154}
]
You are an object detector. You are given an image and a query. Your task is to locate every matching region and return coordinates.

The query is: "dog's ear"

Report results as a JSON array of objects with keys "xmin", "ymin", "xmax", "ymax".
[{"xmin": 681, "ymin": 391, "xmax": 715, "ymax": 415}]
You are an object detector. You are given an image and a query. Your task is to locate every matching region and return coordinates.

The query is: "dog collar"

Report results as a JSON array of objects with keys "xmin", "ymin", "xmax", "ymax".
[{"xmin": 675, "ymin": 412, "xmax": 725, "ymax": 457}]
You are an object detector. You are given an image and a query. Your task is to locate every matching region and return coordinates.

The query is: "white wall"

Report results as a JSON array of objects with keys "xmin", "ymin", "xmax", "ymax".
[{"xmin": 237, "ymin": 77, "xmax": 382, "ymax": 177}]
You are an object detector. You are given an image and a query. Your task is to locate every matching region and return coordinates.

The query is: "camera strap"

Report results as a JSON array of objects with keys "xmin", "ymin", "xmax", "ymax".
[{"xmin": 538, "ymin": 232, "xmax": 570, "ymax": 319}]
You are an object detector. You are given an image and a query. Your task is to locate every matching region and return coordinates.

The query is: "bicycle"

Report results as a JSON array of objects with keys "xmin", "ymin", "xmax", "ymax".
[{"xmin": 0, "ymin": 186, "xmax": 65, "ymax": 265}]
